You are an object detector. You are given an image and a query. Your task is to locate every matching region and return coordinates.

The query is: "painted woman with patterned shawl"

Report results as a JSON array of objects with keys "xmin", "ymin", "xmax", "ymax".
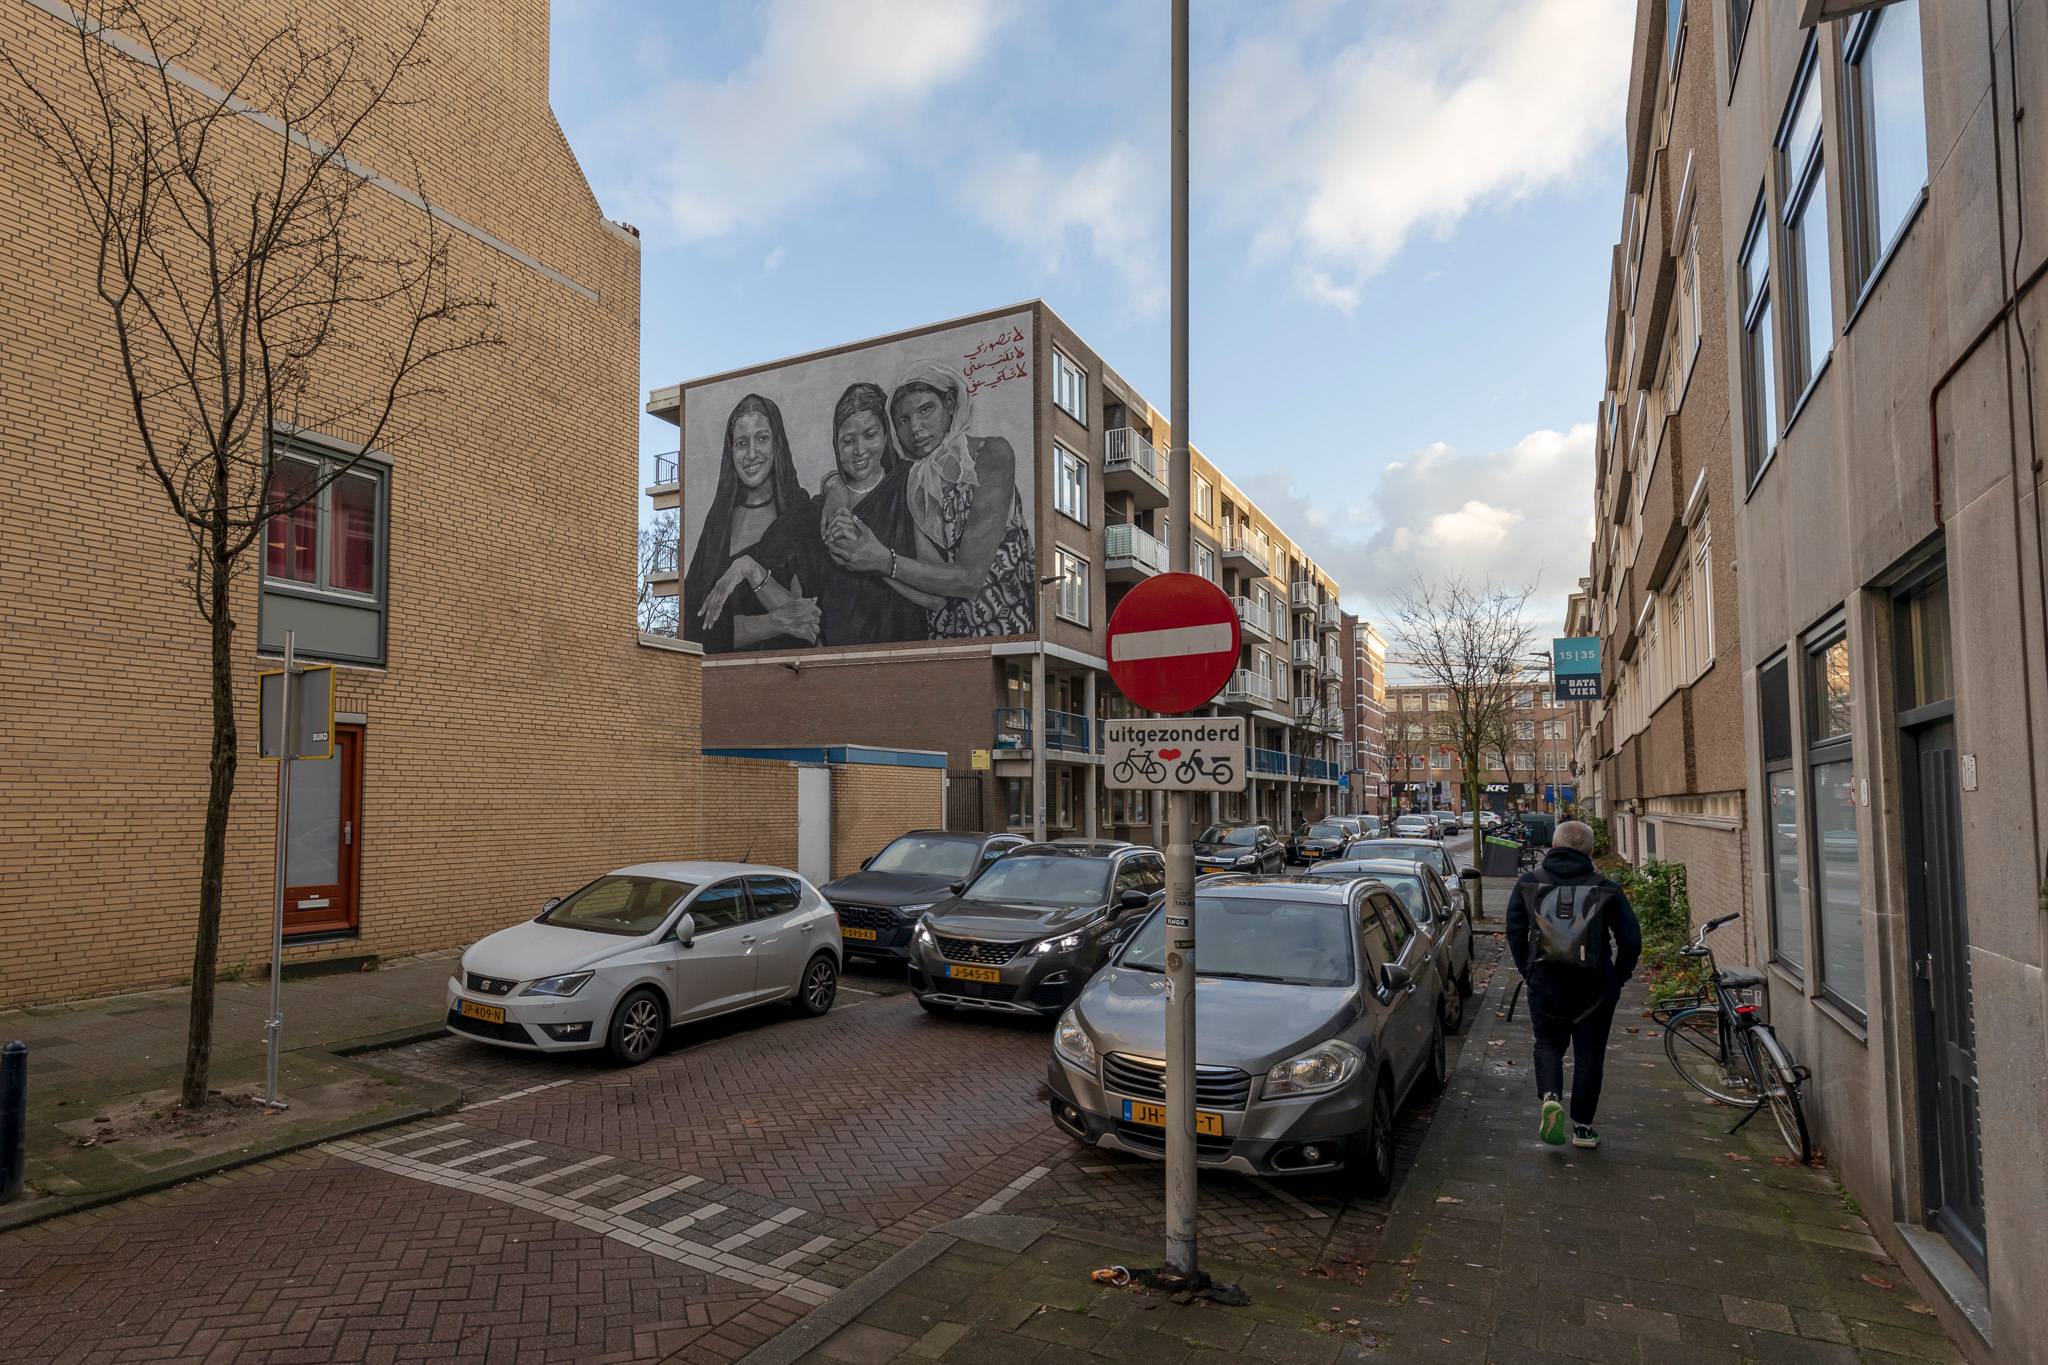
[{"xmin": 824, "ymin": 360, "xmax": 1035, "ymax": 638}]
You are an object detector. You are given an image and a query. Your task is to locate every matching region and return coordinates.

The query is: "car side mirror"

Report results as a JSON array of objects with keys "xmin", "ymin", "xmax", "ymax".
[
  {"xmin": 540, "ymin": 896, "xmax": 561, "ymax": 916},
  {"xmin": 1381, "ymin": 961, "xmax": 1413, "ymax": 994},
  {"xmin": 1459, "ymin": 867, "xmax": 1479, "ymax": 881},
  {"xmin": 1119, "ymin": 888, "xmax": 1150, "ymax": 909},
  {"xmin": 672, "ymin": 914, "xmax": 695, "ymax": 949},
  {"xmin": 949, "ymin": 881, "xmax": 966, "ymax": 895}
]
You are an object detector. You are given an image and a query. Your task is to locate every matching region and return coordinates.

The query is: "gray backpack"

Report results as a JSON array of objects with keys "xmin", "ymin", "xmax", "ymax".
[{"xmin": 1530, "ymin": 882, "xmax": 1607, "ymax": 973}]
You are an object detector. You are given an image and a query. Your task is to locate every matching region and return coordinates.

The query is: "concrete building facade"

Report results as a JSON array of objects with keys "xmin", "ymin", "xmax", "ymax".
[
  {"xmin": 647, "ymin": 302, "xmax": 1350, "ymax": 841},
  {"xmin": 1710, "ymin": 0, "xmax": 2046, "ymax": 1353},
  {"xmin": 0, "ymin": 0, "xmax": 704, "ymax": 1006},
  {"xmin": 1342, "ymin": 614, "xmax": 1389, "ymax": 816},
  {"xmin": 1582, "ymin": 0, "xmax": 1753, "ymax": 956}
]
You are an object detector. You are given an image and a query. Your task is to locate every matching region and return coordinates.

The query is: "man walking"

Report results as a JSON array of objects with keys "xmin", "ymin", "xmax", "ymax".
[{"xmin": 1506, "ymin": 820, "xmax": 1641, "ymax": 1149}]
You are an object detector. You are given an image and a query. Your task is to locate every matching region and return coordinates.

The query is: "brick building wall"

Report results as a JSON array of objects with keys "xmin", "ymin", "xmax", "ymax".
[
  {"xmin": 831, "ymin": 766, "xmax": 945, "ymax": 878},
  {"xmin": 694, "ymin": 759, "xmax": 799, "ymax": 869},
  {"xmin": 0, "ymin": 0, "xmax": 703, "ymax": 1005}
]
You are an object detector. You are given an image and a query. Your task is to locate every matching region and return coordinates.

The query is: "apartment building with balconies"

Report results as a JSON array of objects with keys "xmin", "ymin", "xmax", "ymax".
[
  {"xmin": 646, "ymin": 301, "xmax": 1349, "ymax": 841},
  {"xmin": 1582, "ymin": 0, "xmax": 1751, "ymax": 939},
  {"xmin": 1342, "ymin": 614, "xmax": 1388, "ymax": 816},
  {"xmin": 1383, "ymin": 682, "xmax": 1579, "ymax": 814}
]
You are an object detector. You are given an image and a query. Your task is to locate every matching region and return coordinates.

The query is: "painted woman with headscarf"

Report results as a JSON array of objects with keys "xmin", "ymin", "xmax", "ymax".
[
  {"xmin": 682, "ymin": 393, "xmax": 820, "ymax": 653},
  {"xmin": 824, "ymin": 360, "xmax": 1035, "ymax": 638}
]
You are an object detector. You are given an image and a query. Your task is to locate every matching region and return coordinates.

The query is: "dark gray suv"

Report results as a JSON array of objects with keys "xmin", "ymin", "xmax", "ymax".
[
  {"xmin": 822, "ymin": 831, "xmax": 1027, "ymax": 963},
  {"xmin": 909, "ymin": 844, "xmax": 1163, "ymax": 1017}
]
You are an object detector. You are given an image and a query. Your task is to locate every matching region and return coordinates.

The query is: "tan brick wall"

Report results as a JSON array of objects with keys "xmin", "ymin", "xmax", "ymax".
[
  {"xmin": 830, "ymin": 766, "xmax": 945, "ymax": 878},
  {"xmin": 0, "ymin": 0, "xmax": 704, "ymax": 1005},
  {"xmin": 692, "ymin": 759, "xmax": 799, "ymax": 869},
  {"xmin": 1657, "ymin": 819, "xmax": 1750, "ymax": 965}
]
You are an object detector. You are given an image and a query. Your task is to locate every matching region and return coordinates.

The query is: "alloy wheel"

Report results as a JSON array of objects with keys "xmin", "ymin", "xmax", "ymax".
[
  {"xmin": 620, "ymin": 998, "xmax": 660, "ymax": 1060},
  {"xmin": 803, "ymin": 958, "xmax": 837, "ymax": 1013}
]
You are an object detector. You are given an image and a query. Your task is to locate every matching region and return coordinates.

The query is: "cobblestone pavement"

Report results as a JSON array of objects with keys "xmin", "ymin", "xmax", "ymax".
[{"xmin": 0, "ymin": 951, "xmax": 1466, "ymax": 1363}]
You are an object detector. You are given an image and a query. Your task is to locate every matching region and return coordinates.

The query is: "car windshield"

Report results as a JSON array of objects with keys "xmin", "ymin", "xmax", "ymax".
[
  {"xmin": 1307, "ymin": 822, "xmax": 1346, "ymax": 838},
  {"xmin": 542, "ymin": 875, "xmax": 697, "ymax": 937},
  {"xmin": 867, "ymin": 833, "xmax": 981, "ymax": 879},
  {"xmin": 1349, "ymin": 841, "xmax": 1434, "ymax": 866},
  {"xmin": 1120, "ymin": 895, "xmax": 1352, "ymax": 987},
  {"xmin": 1197, "ymin": 825, "xmax": 1261, "ymax": 847},
  {"xmin": 958, "ymin": 856, "xmax": 1109, "ymax": 906}
]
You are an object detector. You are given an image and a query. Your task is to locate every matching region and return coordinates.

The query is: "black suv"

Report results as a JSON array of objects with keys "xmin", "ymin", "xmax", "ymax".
[
  {"xmin": 1193, "ymin": 823, "xmax": 1286, "ymax": 875},
  {"xmin": 910, "ymin": 843, "xmax": 1164, "ymax": 1016},
  {"xmin": 821, "ymin": 830, "xmax": 1027, "ymax": 963}
]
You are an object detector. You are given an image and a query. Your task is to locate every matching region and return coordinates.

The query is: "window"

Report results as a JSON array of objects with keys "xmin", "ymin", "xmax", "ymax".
[
  {"xmin": 1665, "ymin": 0, "xmax": 1685, "ymax": 72},
  {"xmin": 1806, "ymin": 626, "xmax": 1864, "ymax": 1019},
  {"xmin": 1002, "ymin": 776, "xmax": 1033, "ymax": 829},
  {"xmin": 261, "ymin": 439, "xmax": 389, "ymax": 665},
  {"xmin": 686, "ymin": 882, "xmax": 751, "ymax": 933},
  {"xmin": 1515, "ymin": 720, "xmax": 1535, "ymax": 741},
  {"xmin": 1738, "ymin": 198, "xmax": 1777, "ymax": 482},
  {"xmin": 1194, "ymin": 543, "xmax": 1215, "ymax": 581},
  {"xmin": 1055, "ymin": 443, "xmax": 1088, "ymax": 524},
  {"xmin": 1729, "ymin": 0, "xmax": 1753, "ymax": 72},
  {"xmin": 1195, "ymin": 474, "xmax": 1213, "ymax": 523},
  {"xmin": 1683, "ymin": 221, "xmax": 1704, "ymax": 369},
  {"xmin": 1843, "ymin": 1, "xmax": 1927, "ymax": 290},
  {"xmin": 1778, "ymin": 45, "xmax": 1833, "ymax": 401},
  {"xmin": 744, "ymin": 875, "xmax": 802, "ymax": 918},
  {"xmin": 1760, "ymin": 656, "xmax": 1802, "ymax": 972},
  {"xmin": 1056, "ymin": 548, "xmax": 1088, "ymax": 625},
  {"xmin": 1052, "ymin": 349, "xmax": 1087, "ymax": 422}
]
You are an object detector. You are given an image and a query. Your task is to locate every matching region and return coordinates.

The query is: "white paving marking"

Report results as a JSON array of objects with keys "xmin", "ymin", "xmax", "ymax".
[
  {"xmin": 440, "ymin": 1139, "xmax": 536, "ymax": 1169},
  {"xmin": 608, "ymin": 1175, "xmax": 704, "ymax": 1214},
  {"xmin": 360, "ymin": 1122, "xmax": 461, "ymax": 1150},
  {"xmin": 563, "ymin": 1172, "xmax": 631, "ymax": 1201},
  {"xmin": 969, "ymin": 1164, "xmax": 1051, "ymax": 1216},
  {"xmin": 769, "ymin": 1234, "xmax": 837, "ymax": 1269},
  {"xmin": 402, "ymin": 1138, "xmax": 473, "ymax": 1160},
  {"xmin": 521, "ymin": 1154, "xmax": 613, "ymax": 1187},
  {"xmin": 658, "ymin": 1202, "xmax": 727, "ymax": 1233},
  {"xmin": 465, "ymin": 1077, "xmax": 578, "ymax": 1111},
  {"xmin": 1247, "ymin": 1176, "xmax": 1330, "ymax": 1219},
  {"xmin": 477, "ymin": 1154, "xmax": 547, "ymax": 1179}
]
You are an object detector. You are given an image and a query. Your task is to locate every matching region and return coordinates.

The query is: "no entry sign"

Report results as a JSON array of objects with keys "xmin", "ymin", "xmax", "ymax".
[{"xmin": 1106, "ymin": 572, "xmax": 1242, "ymax": 715}]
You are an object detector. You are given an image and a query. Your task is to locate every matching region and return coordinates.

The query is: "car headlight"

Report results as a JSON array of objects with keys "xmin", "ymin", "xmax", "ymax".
[
  {"xmin": 1054, "ymin": 1008, "xmax": 1098, "ymax": 1071},
  {"xmin": 1234, "ymin": 853, "xmax": 1258, "ymax": 866},
  {"xmin": 1263, "ymin": 1039, "xmax": 1364, "ymax": 1097},
  {"xmin": 912, "ymin": 919, "xmax": 935, "ymax": 946},
  {"xmin": 1033, "ymin": 930, "xmax": 1086, "ymax": 956},
  {"xmin": 520, "ymin": 971, "xmax": 593, "ymax": 998}
]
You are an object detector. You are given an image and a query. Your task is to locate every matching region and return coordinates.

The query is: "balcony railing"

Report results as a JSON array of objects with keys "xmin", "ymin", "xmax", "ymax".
[
  {"xmin": 1103, "ymin": 428, "xmax": 1168, "ymax": 503},
  {"xmin": 1222, "ymin": 669, "xmax": 1274, "ymax": 706},
  {"xmin": 1290, "ymin": 582, "xmax": 1318, "ymax": 611},
  {"xmin": 1317, "ymin": 601, "xmax": 1342, "ymax": 632},
  {"xmin": 1246, "ymin": 746, "xmax": 1291, "ymax": 777},
  {"xmin": 1319, "ymin": 651, "xmax": 1343, "ymax": 679},
  {"xmin": 1293, "ymin": 694, "xmax": 1318, "ymax": 719},
  {"xmin": 651, "ymin": 451, "xmax": 679, "ymax": 486},
  {"xmin": 1104, "ymin": 522, "xmax": 1167, "ymax": 578},
  {"xmin": 1291, "ymin": 638, "xmax": 1317, "ymax": 666},
  {"xmin": 1223, "ymin": 534, "xmax": 1270, "ymax": 578},
  {"xmin": 1235, "ymin": 596, "xmax": 1271, "ymax": 640},
  {"xmin": 993, "ymin": 708, "xmax": 1099, "ymax": 755}
]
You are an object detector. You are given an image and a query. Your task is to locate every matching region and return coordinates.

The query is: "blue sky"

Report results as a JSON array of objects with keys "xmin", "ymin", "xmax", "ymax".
[{"xmin": 550, "ymin": 0, "xmax": 1633, "ymax": 640}]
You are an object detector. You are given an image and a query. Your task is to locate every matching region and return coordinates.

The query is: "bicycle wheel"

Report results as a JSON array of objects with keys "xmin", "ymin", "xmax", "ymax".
[
  {"xmin": 1141, "ymin": 757, "xmax": 1166, "ymax": 782},
  {"xmin": 1174, "ymin": 760, "xmax": 1198, "ymax": 784},
  {"xmin": 1210, "ymin": 760, "xmax": 1235, "ymax": 787},
  {"xmin": 1744, "ymin": 1027, "xmax": 1813, "ymax": 1163},
  {"xmin": 1663, "ymin": 1006, "xmax": 1757, "ymax": 1106},
  {"xmin": 1112, "ymin": 757, "xmax": 1137, "ymax": 784}
]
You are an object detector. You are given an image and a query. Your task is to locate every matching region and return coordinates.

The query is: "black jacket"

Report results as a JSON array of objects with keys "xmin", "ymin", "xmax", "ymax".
[{"xmin": 1506, "ymin": 847, "xmax": 1642, "ymax": 1007}]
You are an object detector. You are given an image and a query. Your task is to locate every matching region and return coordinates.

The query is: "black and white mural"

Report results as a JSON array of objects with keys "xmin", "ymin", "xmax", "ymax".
[{"xmin": 680, "ymin": 311, "xmax": 1037, "ymax": 653}]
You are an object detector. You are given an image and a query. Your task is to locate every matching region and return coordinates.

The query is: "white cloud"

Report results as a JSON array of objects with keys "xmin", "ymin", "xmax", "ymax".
[
  {"xmin": 1240, "ymin": 422, "xmax": 1597, "ymax": 642},
  {"xmin": 588, "ymin": 0, "xmax": 1013, "ymax": 239},
  {"xmin": 962, "ymin": 143, "xmax": 1166, "ymax": 315},
  {"xmin": 1203, "ymin": 0, "xmax": 1631, "ymax": 307},
  {"xmin": 762, "ymin": 246, "xmax": 786, "ymax": 273}
]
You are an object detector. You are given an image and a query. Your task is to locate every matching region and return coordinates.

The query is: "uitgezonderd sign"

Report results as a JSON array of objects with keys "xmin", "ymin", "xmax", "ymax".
[{"xmin": 1103, "ymin": 716, "xmax": 1248, "ymax": 792}]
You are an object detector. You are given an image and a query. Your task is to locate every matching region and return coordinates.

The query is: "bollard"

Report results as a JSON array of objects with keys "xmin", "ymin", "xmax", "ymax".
[{"xmin": 0, "ymin": 1040, "xmax": 25, "ymax": 1203}]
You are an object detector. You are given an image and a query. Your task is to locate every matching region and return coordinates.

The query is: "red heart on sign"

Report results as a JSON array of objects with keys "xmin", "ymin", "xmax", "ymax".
[{"xmin": 1157, "ymin": 748, "xmax": 1182, "ymax": 760}]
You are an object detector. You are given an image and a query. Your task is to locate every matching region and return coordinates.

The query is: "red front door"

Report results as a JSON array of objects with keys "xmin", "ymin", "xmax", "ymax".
[{"xmin": 282, "ymin": 724, "xmax": 362, "ymax": 936}]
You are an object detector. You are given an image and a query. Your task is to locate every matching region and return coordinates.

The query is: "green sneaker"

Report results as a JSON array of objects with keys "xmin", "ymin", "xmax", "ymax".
[
  {"xmin": 1538, "ymin": 1094, "xmax": 1566, "ymax": 1145},
  {"xmin": 1570, "ymin": 1124, "xmax": 1601, "ymax": 1149}
]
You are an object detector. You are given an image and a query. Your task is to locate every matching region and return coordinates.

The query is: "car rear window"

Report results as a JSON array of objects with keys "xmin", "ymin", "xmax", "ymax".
[
  {"xmin": 1119, "ymin": 895, "xmax": 1352, "ymax": 987},
  {"xmin": 1307, "ymin": 822, "xmax": 1346, "ymax": 838}
]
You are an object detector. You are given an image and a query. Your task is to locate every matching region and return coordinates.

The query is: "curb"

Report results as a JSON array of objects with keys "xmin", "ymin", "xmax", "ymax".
[
  {"xmin": 330, "ymin": 1019, "xmax": 452, "ymax": 1056},
  {"xmin": 736, "ymin": 1230, "xmax": 960, "ymax": 1365}
]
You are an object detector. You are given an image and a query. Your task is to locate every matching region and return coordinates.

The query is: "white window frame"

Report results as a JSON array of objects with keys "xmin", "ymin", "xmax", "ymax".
[
  {"xmin": 1055, "ymin": 547, "xmax": 1089, "ymax": 625},
  {"xmin": 1054, "ymin": 442, "xmax": 1088, "ymax": 525},
  {"xmin": 1052, "ymin": 349, "xmax": 1088, "ymax": 423},
  {"xmin": 1777, "ymin": 40, "xmax": 1833, "ymax": 405},
  {"xmin": 1195, "ymin": 474, "xmax": 1213, "ymax": 523}
]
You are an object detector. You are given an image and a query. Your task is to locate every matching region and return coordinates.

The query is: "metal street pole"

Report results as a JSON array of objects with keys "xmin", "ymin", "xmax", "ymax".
[
  {"xmin": 1163, "ymin": 0, "xmax": 1198, "ymax": 1283},
  {"xmin": 264, "ymin": 629, "xmax": 295, "ymax": 1112}
]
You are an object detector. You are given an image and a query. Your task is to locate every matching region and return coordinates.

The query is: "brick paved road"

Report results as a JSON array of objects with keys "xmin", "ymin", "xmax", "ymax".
[{"xmin": 0, "ymin": 951, "xmax": 1494, "ymax": 1363}]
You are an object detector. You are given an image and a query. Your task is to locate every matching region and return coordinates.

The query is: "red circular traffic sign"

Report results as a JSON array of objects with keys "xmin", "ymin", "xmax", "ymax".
[{"xmin": 1106, "ymin": 572, "xmax": 1242, "ymax": 715}]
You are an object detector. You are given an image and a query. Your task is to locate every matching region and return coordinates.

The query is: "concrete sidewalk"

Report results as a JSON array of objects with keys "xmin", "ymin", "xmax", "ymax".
[
  {"xmin": 743, "ymin": 969, "xmax": 1964, "ymax": 1364},
  {"xmin": 0, "ymin": 949, "xmax": 461, "ymax": 1228}
]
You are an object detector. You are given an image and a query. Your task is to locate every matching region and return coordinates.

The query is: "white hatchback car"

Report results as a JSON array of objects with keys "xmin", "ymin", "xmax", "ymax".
[{"xmin": 448, "ymin": 861, "xmax": 842, "ymax": 1065}]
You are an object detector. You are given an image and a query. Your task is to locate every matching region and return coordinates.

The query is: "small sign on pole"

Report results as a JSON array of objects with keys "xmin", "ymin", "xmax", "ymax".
[
  {"xmin": 259, "ymin": 662, "xmax": 335, "ymax": 760},
  {"xmin": 1104, "ymin": 717, "xmax": 1247, "ymax": 791},
  {"xmin": 1552, "ymin": 636, "xmax": 1602, "ymax": 702}
]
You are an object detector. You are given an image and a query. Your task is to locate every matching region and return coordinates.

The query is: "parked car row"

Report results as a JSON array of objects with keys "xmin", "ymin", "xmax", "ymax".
[{"xmin": 441, "ymin": 818, "xmax": 1477, "ymax": 1194}]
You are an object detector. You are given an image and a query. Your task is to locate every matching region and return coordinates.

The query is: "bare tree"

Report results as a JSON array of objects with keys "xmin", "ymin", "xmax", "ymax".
[
  {"xmin": 638, "ymin": 514, "xmax": 679, "ymax": 636},
  {"xmin": 1391, "ymin": 578, "xmax": 1536, "ymax": 913},
  {"xmin": 5, "ymin": 0, "xmax": 499, "ymax": 1107}
]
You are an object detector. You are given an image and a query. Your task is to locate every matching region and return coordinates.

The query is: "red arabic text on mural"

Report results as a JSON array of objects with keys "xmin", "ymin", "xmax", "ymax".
[{"xmin": 962, "ymin": 324, "xmax": 1028, "ymax": 396}]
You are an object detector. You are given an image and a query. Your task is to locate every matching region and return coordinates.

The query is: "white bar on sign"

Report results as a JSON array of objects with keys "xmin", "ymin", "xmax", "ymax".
[{"xmin": 1110, "ymin": 622, "xmax": 1235, "ymax": 663}]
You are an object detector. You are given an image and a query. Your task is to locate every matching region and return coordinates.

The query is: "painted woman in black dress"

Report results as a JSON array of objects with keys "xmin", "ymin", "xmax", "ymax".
[{"xmin": 681, "ymin": 393, "xmax": 819, "ymax": 653}]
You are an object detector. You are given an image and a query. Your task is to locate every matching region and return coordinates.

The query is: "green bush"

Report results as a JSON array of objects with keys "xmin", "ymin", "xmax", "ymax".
[
  {"xmin": 1616, "ymin": 860, "xmax": 1709, "ymax": 1004},
  {"xmin": 1586, "ymin": 814, "xmax": 1611, "ymax": 856}
]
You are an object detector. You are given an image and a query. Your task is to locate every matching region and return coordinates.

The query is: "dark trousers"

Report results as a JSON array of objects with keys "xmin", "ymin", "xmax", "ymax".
[{"xmin": 1530, "ymin": 992, "xmax": 1620, "ymax": 1125}]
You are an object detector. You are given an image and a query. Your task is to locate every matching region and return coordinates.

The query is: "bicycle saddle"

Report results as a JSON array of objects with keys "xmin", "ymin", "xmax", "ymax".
[{"xmin": 1718, "ymin": 967, "xmax": 1765, "ymax": 989}]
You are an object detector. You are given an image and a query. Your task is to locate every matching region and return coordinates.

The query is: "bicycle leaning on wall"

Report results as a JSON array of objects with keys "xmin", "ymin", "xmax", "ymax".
[{"xmin": 1656, "ymin": 912, "xmax": 1813, "ymax": 1163}]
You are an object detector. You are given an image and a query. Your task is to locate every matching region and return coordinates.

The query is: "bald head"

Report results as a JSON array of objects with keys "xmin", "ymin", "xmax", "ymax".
[{"xmin": 1554, "ymin": 820, "xmax": 1595, "ymax": 855}]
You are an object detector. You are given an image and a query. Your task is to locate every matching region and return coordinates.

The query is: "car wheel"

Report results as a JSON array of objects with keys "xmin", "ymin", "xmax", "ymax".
[
  {"xmin": 1420, "ymin": 1019, "xmax": 1449, "ymax": 1096},
  {"xmin": 606, "ymin": 988, "xmax": 666, "ymax": 1066},
  {"xmin": 1457, "ymin": 964, "xmax": 1474, "ymax": 999},
  {"xmin": 1350, "ymin": 1080, "xmax": 1396, "ymax": 1197},
  {"xmin": 796, "ymin": 952, "xmax": 838, "ymax": 1016},
  {"xmin": 1441, "ymin": 979, "xmax": 1466, "ymax": 1035}
]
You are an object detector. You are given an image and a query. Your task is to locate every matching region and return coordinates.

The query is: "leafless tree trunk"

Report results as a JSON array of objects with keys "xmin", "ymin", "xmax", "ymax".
[
  {"xmin": 638, "ymin": 514, "xmax": 679, "ymax": 636},
  {"xmin": 5, "ymin": 0, "xmax": 499, "ymax": 1108},
  {"xmin": 1391, "ymin": 578, "xmax": 1536, "ymax": 917}
]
